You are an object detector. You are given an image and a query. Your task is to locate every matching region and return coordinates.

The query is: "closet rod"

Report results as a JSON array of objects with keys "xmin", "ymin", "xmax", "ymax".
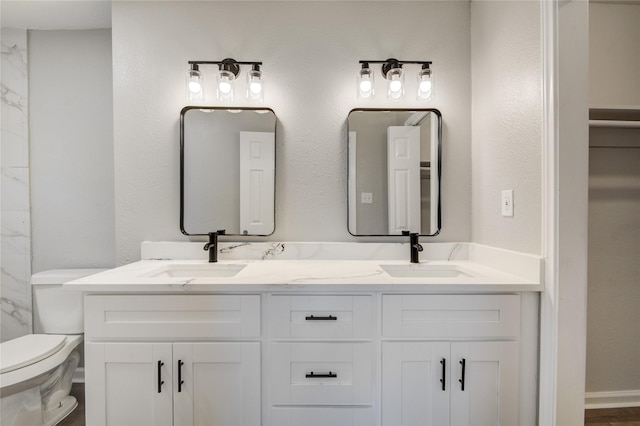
[{"xmin": 589, "ymin": 120, "xmax": 640, "ymax": 129}]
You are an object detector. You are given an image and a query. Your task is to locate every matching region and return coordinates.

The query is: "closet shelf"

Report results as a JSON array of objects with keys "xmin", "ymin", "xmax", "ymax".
[
  {"xmin": 589, "ymin": 106, "xmax": 640, "ymax": 148},
  {"xmin": 589, "ymin": 105, "xmax": 640, "ymax": 122}
]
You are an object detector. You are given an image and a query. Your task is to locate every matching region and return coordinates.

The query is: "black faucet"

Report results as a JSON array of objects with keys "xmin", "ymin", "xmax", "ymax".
[
  {"xmin": 203, "ymin": 229, "xmax": 225, "ymax": 263},
  {"xmin": 402, "ymin": 230, "xmax": 423, "ymax": 263}
]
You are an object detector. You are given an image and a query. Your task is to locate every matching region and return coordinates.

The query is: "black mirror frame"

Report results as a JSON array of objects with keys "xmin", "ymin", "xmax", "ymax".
[
  {"xmin": 179, "ymin": 106, "xmax": 277, "ymax": 236},
  {"xmin": 346, "ymin": 108, "xmax": 442, "ymax": 237}
]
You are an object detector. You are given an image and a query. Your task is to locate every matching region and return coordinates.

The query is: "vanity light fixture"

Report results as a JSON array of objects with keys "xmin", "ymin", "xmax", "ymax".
[
  {"xmin": 185, "ymin": 58, "xmax": 263, "ymax": 102},
  {"xmin": 357, "ymin": 59, "xmax": 433, "ymax": 101}
]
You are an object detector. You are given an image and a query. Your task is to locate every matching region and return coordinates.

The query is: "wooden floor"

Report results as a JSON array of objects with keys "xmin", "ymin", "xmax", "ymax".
[
  {"xmin": 585, "ymin": 407, "xmax": 640, "ymax": 426},
  {"xmin": 60, "ymin": 383, "xmax": 639, "ymax": 426}
]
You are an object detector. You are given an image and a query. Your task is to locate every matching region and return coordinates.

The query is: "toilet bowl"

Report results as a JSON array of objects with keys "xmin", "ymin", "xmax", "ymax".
[{"xmin": 0, "ymin": 269, "xmax": 105, "ymax": 426}]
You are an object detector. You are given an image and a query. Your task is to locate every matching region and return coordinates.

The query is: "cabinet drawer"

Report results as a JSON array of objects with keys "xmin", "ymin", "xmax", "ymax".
[
  {"xmin": 382, "ymin": 294, "xmax": 520, "ymax": 338},
  {"xmin": 270, "ymin": 295, "xmax": 373, "ymax": 338},
  {"xmin": 270, "ymin": 407, "xmax": 373, "ymax": 426},
  {"xmin": 270, "ymin": 342, "xmax": 373, "ymax": 405},
  {"xmin": 85, "ymin": 295, "xmax": 260, "ymax": 339}
]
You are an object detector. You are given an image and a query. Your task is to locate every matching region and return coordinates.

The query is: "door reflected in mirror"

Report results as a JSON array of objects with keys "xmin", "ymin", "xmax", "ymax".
[
  {"xmin": 347, "ymin": 109, "xmax": 441, "ymax": 236},
  {"xmin": 180, "ymin": 107, "xmax": 276, "ymax": 236}
]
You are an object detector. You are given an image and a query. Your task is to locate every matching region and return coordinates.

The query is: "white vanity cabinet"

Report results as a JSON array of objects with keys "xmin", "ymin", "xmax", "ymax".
[
  {"xmin": 81, "ymin": 290, "xmax": 536, "ymax": 426},
  {"xmin": 268, "ymin": 295, "xmax": 375, "ymax": 426},
  {"xmin": 84, "ymin": 294, "xmax": 261, "ymax": 426},
  {"xmin": 381, "ymin": 294, "xmax": 521, "ymax": 426}
]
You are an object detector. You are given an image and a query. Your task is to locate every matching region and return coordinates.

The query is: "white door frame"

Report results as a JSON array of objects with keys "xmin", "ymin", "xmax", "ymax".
[{"xmin": 539, "ymin": 1, "xmax": 589, "ymax": 424}]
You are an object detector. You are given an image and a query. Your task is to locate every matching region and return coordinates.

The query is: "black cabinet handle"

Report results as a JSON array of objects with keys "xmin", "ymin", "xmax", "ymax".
[
  {"xmin": 459, "ymin": 359, "xmax": 466, "ymax": 391},
  {"xmin": 305, "ymin": 315, "xmax": 337, "ymax": 321},
  {"xmin": 305, "ymin": 371, "xmax": 337, "ymax": 378},
  {"xmin": 157, "ymin": 361, "xmax": 165, "ymax": 393},
  {"xmin": 440, "ymin": 358, "xmax": 446, "ymax": 391},
  {"xmin": 178, "ymin": 360, "xmax": 184, "ymax": 392}
]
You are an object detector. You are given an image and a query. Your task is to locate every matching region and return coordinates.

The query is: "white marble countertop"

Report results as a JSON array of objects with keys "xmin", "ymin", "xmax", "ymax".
[{"xmin": 64, "ymin": 242, "xmax": 544, "ymax": 293}]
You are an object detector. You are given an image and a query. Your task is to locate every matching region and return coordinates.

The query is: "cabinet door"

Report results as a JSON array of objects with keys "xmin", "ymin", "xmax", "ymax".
[
  {"xmin": 382, "ymin": 342, "xmax": 450, "ymax": 426},
  {"xmin": 450, "ymin": 341, "xmax": 519, "ymax": 426},
  {"xmin": 173, "ymin": 342, "xmax": 260, "ymax": 426},
  {"xmin": 85, "ymin": 342, "xmax": 173, "ymax": 426}
]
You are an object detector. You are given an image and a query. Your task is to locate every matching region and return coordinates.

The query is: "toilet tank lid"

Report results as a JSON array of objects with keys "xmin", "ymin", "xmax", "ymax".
[
  {"xmin": 0, "ymin": 334, "xmax": 67, "ymax": 374},
  {"xmin": 31, "ymin": 268, "xmax": 108, "ymax": 285}
]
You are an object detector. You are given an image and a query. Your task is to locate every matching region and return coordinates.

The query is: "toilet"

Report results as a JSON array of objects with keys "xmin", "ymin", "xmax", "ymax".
[{"xmin": 0, "ymin": 269, "xmax": 105, "ymax": 426}]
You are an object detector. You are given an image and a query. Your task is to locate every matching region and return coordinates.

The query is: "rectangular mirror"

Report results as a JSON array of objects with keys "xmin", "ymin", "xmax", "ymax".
[
  {"xmin": 180, "ymin": 107, "xmax": 276, "ymax": 236},
  {"xmin": 347, "ymin": 108, "xmax": 441, "ymax": 236}
]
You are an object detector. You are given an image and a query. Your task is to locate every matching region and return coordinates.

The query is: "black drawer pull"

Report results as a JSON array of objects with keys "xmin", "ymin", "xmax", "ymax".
[
  {"xmin": 178, "ymin": 360, "xmax": 184, "ymax": 392},
  {"xmin": 305, "ymin": 315, "xmax": 337, "ymax": 321},
  {"xmin": 157, "ymin": 360, "xmax": 165, "ymax": 393},
  {"xmin": 305, "ymin": 371, "xmax": 337, "ymax": 378},
  {"xmin": 459, "ymin": 358, "xmax": 466, "ymax": 391},
  {"xmin": 440, "ymin": 358, "xmax": 446, "ymax": 391}
]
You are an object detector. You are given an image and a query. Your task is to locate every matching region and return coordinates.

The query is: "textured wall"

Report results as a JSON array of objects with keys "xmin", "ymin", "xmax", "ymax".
[
  {"xmin": 1, "ymin": 28, "xmax": 32, "ymax": 341},
  {"xmin": 112, "ymin": 1, "xmax": 472, "ymax": 265},
  {"xmin": 589, "ymin": 2, "xmax": 640, "ymax": 106},
  {"xmin": 470, "ymin": 0, "xmax": 542, "ymax": 255},
  {"xmin": 29, "ymin": 30, "xmax": 115, "ymax": 273}
]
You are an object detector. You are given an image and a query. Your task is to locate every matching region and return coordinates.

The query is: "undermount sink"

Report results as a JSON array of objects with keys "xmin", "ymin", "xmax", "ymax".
[
  {"xmin": 144, "ymin": 263, "xmax": 247, "ymax": 278},
  {"xmin": 380, "ymin": 264, "xmax": 479, "ymax": 278}
]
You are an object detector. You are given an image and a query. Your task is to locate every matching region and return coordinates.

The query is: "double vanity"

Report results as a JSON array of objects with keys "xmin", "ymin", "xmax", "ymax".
[
  {"xmin": 66, "ymin": 241, "xmax": 543, "ymax": 426},
  {"xmin": 66, "ymin": 105, "xmax": 542, "ymax": 425}
]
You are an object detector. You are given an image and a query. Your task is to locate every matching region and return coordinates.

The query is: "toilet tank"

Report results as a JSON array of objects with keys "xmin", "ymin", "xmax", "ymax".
[{"xmin": 32, "ymin": 269, "xmax": 107, "ymax": 334}]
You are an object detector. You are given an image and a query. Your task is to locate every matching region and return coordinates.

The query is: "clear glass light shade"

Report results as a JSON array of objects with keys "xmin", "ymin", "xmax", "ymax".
[
  {"xmin": 217, "ymin": 70, "xmax": 235, "ymax": 101},
  {"xmin": 186, "ymin": 69, "xmax": 203, "ymax": 101},
  {"xmin": 357, "ymin": 67, "xmax": 375, "ymax": 99},
  {"xmin": 246, "ymin": 69, "xmax": 264, "ymax": 101},
  {"xmin": 386, "ymin": 67, "xmax": 404, "ymax": 100},
  {"xmin": 417, "ymin": 68, "xmax": 434, "ymax": 100}
]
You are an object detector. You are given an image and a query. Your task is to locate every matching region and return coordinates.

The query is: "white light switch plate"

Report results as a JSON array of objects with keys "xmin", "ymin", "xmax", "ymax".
[
  {"xmin": 502, "ymin": 190, "xmax": 514, "ymax": 217},
  {"xmin": 361, "ymin": 192, "xmax": 373, "ymax": 204}
]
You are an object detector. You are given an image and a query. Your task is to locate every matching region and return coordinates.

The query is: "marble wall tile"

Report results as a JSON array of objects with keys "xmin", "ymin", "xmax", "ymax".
[
  {"xmin": 2, "ymin": 211, "xmax": 30, "ymax": 256},
  {"xmin": 1, "ymin": 254, "xmax": 31, "ymax": 340},
  {"xmin": 1, "ymin": 167, "xmax": 30, "ymax": 211},
  {"xmin": 1, "ymin": 28, "xmax": 31, "ymax": 342}
]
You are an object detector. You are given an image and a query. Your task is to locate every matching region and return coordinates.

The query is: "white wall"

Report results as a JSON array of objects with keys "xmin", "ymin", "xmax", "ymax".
[
  {"xmin": 589, "ymin": 2, "xmax": 640, "ymax": 106},
  {"xmin": 29, "ymin": 29, "xmax": 115, "ymax": 272},
  {"xmin": 112, "ymin": 1, "xmax": 472, "ymax": 264},
  {"xmin": 470, "ymin": 0, "xmax": 542, "ymax": 255}
]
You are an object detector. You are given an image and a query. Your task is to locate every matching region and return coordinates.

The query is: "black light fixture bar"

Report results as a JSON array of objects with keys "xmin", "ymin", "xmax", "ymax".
[
  {"xmin": 359, "ymin": 60, "xmax": 432, "ymax": 66},
  {"xmin": 359, "ymin": 59, "xmax": 432, "ymax": 79},
  {"xmin": 188, "ymin": 60, "xmax": 262, "ymax": 66}
]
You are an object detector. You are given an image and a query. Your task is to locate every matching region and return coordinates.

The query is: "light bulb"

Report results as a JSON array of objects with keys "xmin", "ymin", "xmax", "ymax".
[
  {"xmin": 389, "ymin": 80, "xmax": 402, "ymax": 93},
  {"xmin": 250, "ymin": 82, "xmax": 262, "ymax": 94},
  {"xmin": 219, "ymin": 81, "xmax": 232, "ymax": 94},
  {"xmin": 419, "ymin": 80, "xmax": 432, "ymax": 93},
  {"xmin": 188, "ymin": 80, "xmax": 202, "ymax": 94}
]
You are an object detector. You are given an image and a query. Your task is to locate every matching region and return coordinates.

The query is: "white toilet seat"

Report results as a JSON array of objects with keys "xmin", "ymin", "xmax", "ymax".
[
  {"xmin": 0, "ymin": 335, "xmax": 67, "ymax": 374},
  {"xmin": 0, "ymin": 335, "xmax": 82, "ymax": 389}
]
